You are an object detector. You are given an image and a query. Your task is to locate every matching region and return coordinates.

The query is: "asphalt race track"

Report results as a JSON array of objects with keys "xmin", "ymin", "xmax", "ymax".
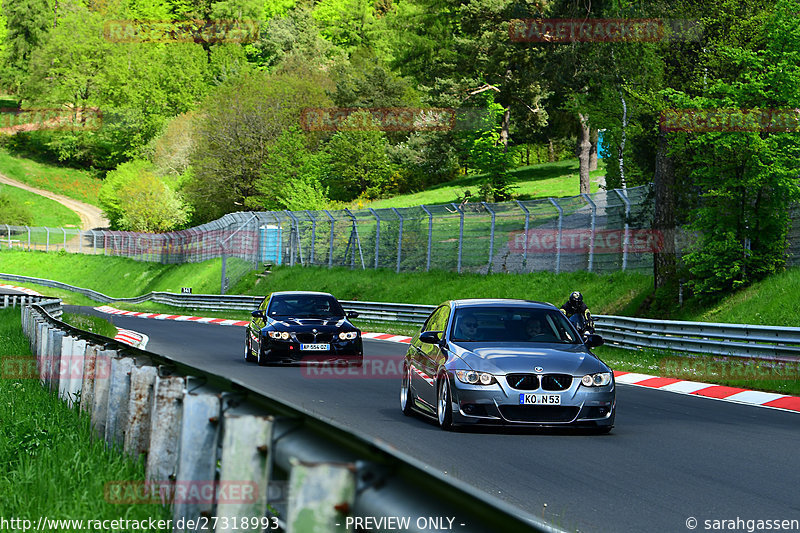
[{"xmin": 68, "ymin": 305, "xmax": 800, "ymax": 533}]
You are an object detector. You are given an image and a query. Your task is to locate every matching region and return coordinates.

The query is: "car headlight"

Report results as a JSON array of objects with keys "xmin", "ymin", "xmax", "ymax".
[
  {"xmin": 455, "ymin": 370, "xmax": 496, "ymax": 385},
  {"xmin": 338, "ymin": 331, "xmax": 358, "ymax": 340},
  {"xmin": 581, "ymin": 372, "xmax": 612, "ymax": 387},
  {"xmin": 268, "ymin": 331, "xmax": 290, "ymax": 340}
]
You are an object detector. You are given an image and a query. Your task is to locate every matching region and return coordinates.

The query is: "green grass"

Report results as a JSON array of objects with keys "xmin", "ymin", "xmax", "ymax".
[
  {"xmin": 61, "ymin": 312, "xmax": 118, "ymax": 338},
  {"xmin": 0, "ymin": 308, "xmax": 171, "ymax": 526},
  {"xmin": 0, "ymin": 148, "xmax": 102, "ymax": 206},
  {"xmin": 365, "ymin": 159, "xmax": 607, "ymax": 209},
  {"xmin": 0, "ymin": 183, "xmax": 81, "ymax": 228}
]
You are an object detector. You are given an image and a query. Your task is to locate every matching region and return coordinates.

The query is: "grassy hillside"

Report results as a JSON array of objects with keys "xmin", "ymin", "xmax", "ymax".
[
  {"xmin": 0, "ymin": 250, "xmax": 650, "ymax": 315},
  {"xmin": 365, "ymin": 159, "xmax": 607, "ymax": 209},
  {"xmin": 0, "ymin": 148, "xmax": 102, "ymax": 206},
  {"xmin": 0, "ymin": 184, "xmax": 81, "ymax": 228}
]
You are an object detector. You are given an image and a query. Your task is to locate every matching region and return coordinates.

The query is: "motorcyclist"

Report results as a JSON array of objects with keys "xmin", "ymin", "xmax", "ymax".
[{"xmin": 560, "ymin": 291, "xmax": 595, "ymax": 335}]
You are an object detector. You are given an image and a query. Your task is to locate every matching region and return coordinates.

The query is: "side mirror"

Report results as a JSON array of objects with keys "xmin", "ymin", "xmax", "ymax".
[
  {"xmin": 419, "ymin": 331, "xmax": 442, "ymax": 344},
  {"xmin": 251, "ymin": 310, "xmax": 264, "ymax": 318},
  {"xmin": 346, "ymin": 311, "xmax": 359, "ymax": 319},
  {"xmin": 585, "ymin": 334, "xmax": 604, "ymax": 348}
]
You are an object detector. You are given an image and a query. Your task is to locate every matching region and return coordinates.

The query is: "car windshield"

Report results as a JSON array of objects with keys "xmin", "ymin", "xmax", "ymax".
[
  {"xmin": 449, "ymin": 307, "xmax": 581, "ymax": 344},
  {"xmin": 267, "ymin": 295, "xmax": 345, "ymax": 318}
]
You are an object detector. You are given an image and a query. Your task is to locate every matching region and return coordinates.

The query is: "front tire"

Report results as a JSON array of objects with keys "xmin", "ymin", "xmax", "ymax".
[
  {"xmin": 437, "ymin": 375, "xmax": 453, "ymax": 430},
  {"xmin": 244, "ymin": 331, "xmax": 257, "ymax": 363},
  {"xmin": 401, "ymin": 363, "xmax": 414, "ymax": 416}
]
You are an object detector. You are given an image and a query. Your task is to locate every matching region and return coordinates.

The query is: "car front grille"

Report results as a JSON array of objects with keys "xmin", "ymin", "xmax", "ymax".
[
  {"xmin": 506, "ymin": 374, "xmax": 539, "ymax": 390},
  {"xmin": 498, "ymin": 406, "xmax": 580, "ymax": 423},
  {"xmin": 541, "ymin": 374, "xmax": 573, "ymax": 391},
  {"xmin": 505, "ymin": 373, "xmax": 573, "ymax": 391},
  {"xmin": 295, "ymin": 333, "xmax": 334, "ymax": 343}
]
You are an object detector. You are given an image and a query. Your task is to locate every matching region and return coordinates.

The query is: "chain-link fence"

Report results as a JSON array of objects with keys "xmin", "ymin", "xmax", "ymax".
[{"xmin": 0, "ymin": 186, "xmax": 657, "ymax": 292}]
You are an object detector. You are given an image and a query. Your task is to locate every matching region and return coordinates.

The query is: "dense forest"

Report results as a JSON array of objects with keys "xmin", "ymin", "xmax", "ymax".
[{"xmin": 1, "ymin": 0, "xmax": 799, "ymax": 300}]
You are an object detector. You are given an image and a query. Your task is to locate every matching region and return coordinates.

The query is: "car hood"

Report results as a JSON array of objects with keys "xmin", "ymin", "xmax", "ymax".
[
  {"xmin": 266, "ymin": 317, "xmax": 352, "ymax": 330},
  {"xmin": 450, "ymin": 342, "xmax": 608, "ymax": 375}
]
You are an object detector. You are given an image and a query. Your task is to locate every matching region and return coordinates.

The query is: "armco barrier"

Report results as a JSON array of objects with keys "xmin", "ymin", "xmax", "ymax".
[
  {"xmin": 7, "ymin": 272, "xmax": 800, "ymax": 360},
  {"xmin": 18, "ymin": 298, "xmax": 562, "ymax": 533}
]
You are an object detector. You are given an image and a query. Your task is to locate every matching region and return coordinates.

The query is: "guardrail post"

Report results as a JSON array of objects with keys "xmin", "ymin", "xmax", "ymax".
[
  {"xmin": 90, "ymin": 349, "xmax": 116, "ymax": 439},
  {"xmin": 482, "ymin": 202, "xmax": 496, "ymax": 273},
  {"xmin": 286, "ymin": 461, "xmax": 356, "ymax": 533},
  {"xmin": 391, "ymin": 208, "xmax": 403, "ymax": 273},
  {"xmin": 581, "ymin": 193, "xmax": 597, "ymax": 272},
  {"xmin": 615, "ymin": 188, "xmax": 631, "ymax": 271},
  {"xmin": 124, "ymin": 365, "xmax": 158, "ymax": 459},
  {"xmin": 47, "ymin": 330, "xmax": 64, "ymax": 394},
  {"xmin": 105, "ymin": 356, "xmax": 134, "ymax": 447},
  {"xmin": 421, "ymin": 205, "xmax": 433, "ymax": 271},
  {"xmin": 44, "ymin": 327, "xmax": 55, "ymax": 389},
  {"xmin": 369, "ymin": 208, "xmax": 381, "ymax": 269},
  {"xmin": 36, "ymin": 323, "xmax": 49, "ymax": 384},
  {"xmin": 549, "ymin": 198, "xmax": 563, "ymax": 274},
  {"xmin": 515, "ymin": 201, "xmax": 530, "ymax": 268},
  {"xmin": 66, "ymin": 338, "xmax": 87, "ymax": 408},
  {"xmin": 324, "ymin": 210, "xmax": 335, "ymax": 268},
  {"xmin": 80, "ymin": 345, "xmax": 99, "ymax": 412},
  {"xmin": 215, "ymin": 413, "xmax": 273, "ymax": 533},
  {"xmin": 57, "ymin": 335, "xmax": 74, "ymax": 401},
  {"xmin": 146, "ymin": 375, "xmax": 185, "ymax": 482},
  {"xmin": 172, "ymin": 386, "xmax": 222, "ymax": 528}
]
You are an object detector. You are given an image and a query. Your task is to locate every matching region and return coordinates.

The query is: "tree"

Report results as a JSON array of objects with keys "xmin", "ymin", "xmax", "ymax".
[
  {"xmin": 0, "ymin": 0, "xmax": 53, "ymax": 93},
  {"xmin": 667, "ymin": 0, "xmax": 800, "ymax": 298},
  {"xmin": 99, "ymin": 159, "xmax": 191, "ymax": 232},
  {"xmin": 319, "ymin": 111, "xmax": 395, "ymax": 201},
  {"xmin": 187, "ymin": 66, "xmax": 333, "ymax": 222}
]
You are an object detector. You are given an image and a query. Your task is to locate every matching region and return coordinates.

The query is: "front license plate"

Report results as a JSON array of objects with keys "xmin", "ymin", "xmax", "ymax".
[
  {"xmin": 301, "ymin": 343, "xmax": 330, "ymax": 351},
  {"xmin": 519, "ymin": 393, "xmax": 561, "ymax": 405}
]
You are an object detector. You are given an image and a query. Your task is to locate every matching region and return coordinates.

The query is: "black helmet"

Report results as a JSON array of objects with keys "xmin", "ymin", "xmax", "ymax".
[{"xmin": 569, "ymin": 291, "xmax": 583, "ymax": 304}]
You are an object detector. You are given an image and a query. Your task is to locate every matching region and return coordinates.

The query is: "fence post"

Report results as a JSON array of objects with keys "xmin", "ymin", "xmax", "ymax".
[
  {"xmin": 515, "ymin": 201, "xmax": 530, "ymax": 268},
  {"xmin": 581, "ymin": 193, "xmax": 597, "ymax": 273},
  {"xmin": 549, "ymin": 198, "xmax": 563, "ymax": 274},
  {"xmin": 45, "ymin": 227, "xmax": 50, "ymax": 252},
  {"xmin": 369, "ymin": 208, "xmax": 381, "ymax": 269},
  {"xmin": 391, "ymin": 208, "xmax": 404, "ymax": 273},
  {"xmin": 452, "ymin": 203, "xmax": 465, "ymax": 274},
  {"xmin": 324, "ymin": 210, "xmax": 335, "ymax": 268},
  {"xmin": 482, "ymin": 202, "xmax": 496, "ymax": 273},
  {"xmin": 285, "ymin": 210, "xmax": 303, "ymax": 266},
  {"xmin": 306, "ymin": 210, "xmax": 316, "ymax": 265},
  {"xmin": 78, "ymin": 229, "xmax": 82, "ymax": 254},
  {"xmin": 61, "ymin": 227, "xmax": 67, "ymax": 251},
  {"xmin": 421, "ymin": 205, "xmax": 433, "ymax": 271},
  {"xmin": 26, "ymin": 226, "xmax": 30, "ymax": 250},
  {"xmin": 5, "ymin": 224, "xmax": 9, "ymax": 248},
  {"xmin": 615, "ymin": 188, "xmax": 631, "ymax": 271}
]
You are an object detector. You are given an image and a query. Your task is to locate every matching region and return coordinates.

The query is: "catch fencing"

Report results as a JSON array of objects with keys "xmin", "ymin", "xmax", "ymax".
[{"xmin": 0, "ymin": 187, "xmax": 656, "ymax": 292}]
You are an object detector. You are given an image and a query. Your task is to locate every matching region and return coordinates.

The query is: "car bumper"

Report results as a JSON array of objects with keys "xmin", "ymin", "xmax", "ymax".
[
  {"xmin": 449, "ymin": 375, "xmax": 615, "ymax": 427},
  {"xmin": 261, "ymin": 338, "xmax": 363, "ymax": 364}
]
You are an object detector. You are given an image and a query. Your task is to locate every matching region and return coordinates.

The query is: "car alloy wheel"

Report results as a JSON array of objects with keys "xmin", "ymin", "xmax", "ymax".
[
  {"xmin": 437, "ymin": 375, "xmax": 453, "ymax": 430},
  {"xmin": 401, "ymin": 363, "xmax": 414, "ymax": 416}
]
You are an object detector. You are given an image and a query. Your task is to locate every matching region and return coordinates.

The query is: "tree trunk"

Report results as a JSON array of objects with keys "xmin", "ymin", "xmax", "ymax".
[
  {"xmin": 526, "ymin": 145, "xmax": 530, "ymax": 165},
  {"xmin": 577, "ymin": 113, "xmax": 591, "ymax": 194},
  {"xmin": 589, "ymin": 129, "xmax": 599, "ymax": 171},
  {"xmin": 618, "ymin": 88, "xmax": 628, "ymax": 188},
  {"xmin": 548, "ymin": 138, "xmax": 555, "ymax": 162},
  {"xmin": 653, "ymin": 129, "xmax": 677, "ymax": 291},
  {"xmin": 500, "ymin": 107, "xmax": 511, "ymax": 153}
]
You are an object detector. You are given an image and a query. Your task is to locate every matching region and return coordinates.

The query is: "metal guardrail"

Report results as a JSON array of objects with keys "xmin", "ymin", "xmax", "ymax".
[
  {"xmin": 0, "ymin": 293, "xmax": 62, "ymax": 318},
  {"xmin": 19, "ymin": 298, "xmax": 561, "ymax": 533},
  {"xmin": 6, "ymin": 272, "xmax": 800, "ymax": 360},
  {"xmin": 594, "ymin": 315, "xmax": 800, "ymax": 360}
]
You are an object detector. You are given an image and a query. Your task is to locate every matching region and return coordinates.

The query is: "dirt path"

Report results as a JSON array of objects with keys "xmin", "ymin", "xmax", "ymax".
[{"xmin": 0, "ymin": 173, "xmax": 108, "ymax": 230}]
